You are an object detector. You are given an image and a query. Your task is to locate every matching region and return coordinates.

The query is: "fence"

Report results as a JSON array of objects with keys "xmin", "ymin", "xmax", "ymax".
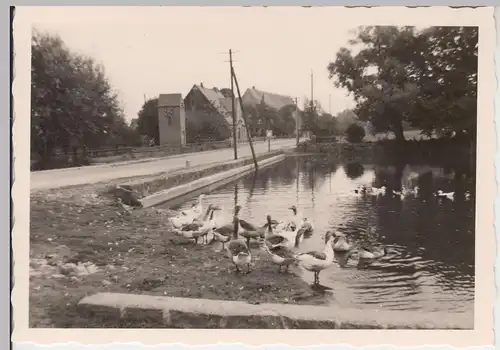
[{"xmin": 32, "ymin": 137, "xmax": 277, "ymax": 170}]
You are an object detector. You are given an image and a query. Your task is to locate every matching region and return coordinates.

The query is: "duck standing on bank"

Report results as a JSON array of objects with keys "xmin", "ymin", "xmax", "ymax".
[
  {"xmin": 261, "ymin": 240, "xmax": 298, "ymax": 273},
  {"xmin": 235, "ymin": 206, "xmax": 270, "ymax": 248},
  {"xmin": 225, "ymin": 208, "xmax": 252, "ymax": 274},
  {"xmin": 262, "ymin": 214, "xmax": 302, "ymax": 250},
  {"xmin": 296, "ymin": 231, "xmax": 336, "ymax": 285},
  {"xmin": 170, "ymin": 194, "xmax": 206, "ymax": 228}
]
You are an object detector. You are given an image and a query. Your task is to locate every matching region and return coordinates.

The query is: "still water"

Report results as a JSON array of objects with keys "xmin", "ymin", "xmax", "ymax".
[{"xmin": 169, "ymin": 155, "xmax": 475, "ymax": 315}]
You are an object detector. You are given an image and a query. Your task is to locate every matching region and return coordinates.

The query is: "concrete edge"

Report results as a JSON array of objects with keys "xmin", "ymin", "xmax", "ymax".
[
  {"xmin": 140, "ymin": 153, "xmax": 286, "ymax": 208},
  {"xmin": 77, "ymin": 292, "xmax": 473, "ymax": 329},
  {"xmin": 120, "ymin": 150, "xmax": 281, "ymax": 188}
]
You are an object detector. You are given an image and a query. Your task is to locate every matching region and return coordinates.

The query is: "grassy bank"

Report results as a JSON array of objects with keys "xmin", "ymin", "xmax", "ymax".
[{"xmin": 30, "ymin": 176, "xmax": 322, "ymax": 328}]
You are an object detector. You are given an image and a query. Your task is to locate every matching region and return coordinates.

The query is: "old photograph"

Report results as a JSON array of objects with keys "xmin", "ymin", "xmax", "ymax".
[{"xmin": 12, "ymin": 5, "xmax": 496, "ymax": 347}]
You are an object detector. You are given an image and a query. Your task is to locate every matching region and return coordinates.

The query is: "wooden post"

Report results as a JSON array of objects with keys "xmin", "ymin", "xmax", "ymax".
[
  {"xmin": 229, "ymin": 49, "xmax": 238, "ymax": 160},
  {"xmin": 232, "ymin": 66, "xmax": 258, "ymax": 171}
]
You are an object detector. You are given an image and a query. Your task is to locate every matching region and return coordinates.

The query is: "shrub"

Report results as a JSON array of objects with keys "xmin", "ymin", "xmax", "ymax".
[{"xmin": 346, "ymin": 123, "xmax": 366, "ymax": 143}]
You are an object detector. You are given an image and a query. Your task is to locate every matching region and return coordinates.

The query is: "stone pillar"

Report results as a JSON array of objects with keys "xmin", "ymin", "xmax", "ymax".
[{"xmin": 157, "ymin": 93, "xmax": 186, "ymax": 146}]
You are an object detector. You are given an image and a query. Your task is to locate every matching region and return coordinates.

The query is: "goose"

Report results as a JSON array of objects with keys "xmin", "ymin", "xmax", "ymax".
[
  {"xmin": 261, "ymin": 242, "xmax": 298, "ymax": 273},
  {"xmin": 436, "ymin": 190, "xmax": 455, "ymax": 201},
  {"xmin": 276, "ymin": 205, "xmax": 304, "ymax": 232},
  {"xmin": 296, "ymin": 231, "xmax": 336, "ymax": 285},
  {"xmin": 175, "ymin": 204, "xmax": 221, "ymax": 244},
  {"xmin": 332, "ymin": 234, "xmax": 354, "ymax": 252},
  {"xmin": 302, "ymin": 218, "xmax": 314, "ymax": 235},
  {"xmin": 263, "ymin": 215, "xmax": 302, "ymax": 250},
  {"xmin": 226, "ymin": 213, "xmax": 252, "ymax": 274},
  {"xmin": 235, "ymin": 207, "xmax": 271, "ymax": 248},
  {"xmin": 213, "ymin": 206, "xmax": 245, "ymax": 250},
  {"xmin": 358, "ymin": 245, "xmax": 388, "ymax": 261},
  {"xmin": 273, "ymin": 225, "xmax": 306, "ymax": 249}
]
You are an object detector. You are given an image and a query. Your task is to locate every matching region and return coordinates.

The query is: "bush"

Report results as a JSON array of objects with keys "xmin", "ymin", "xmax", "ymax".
[{"xmin": 346, "ymin": 123, "xmax": 366, "ymax": 143}]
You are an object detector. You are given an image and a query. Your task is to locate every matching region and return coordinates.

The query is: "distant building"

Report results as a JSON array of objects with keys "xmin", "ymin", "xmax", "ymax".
[
  {"xmin": 241, "ymin": 86, "xmax": 301, "ymax": 136},
  {"xmin": 184, "ymin": 83, "xmax": 248, "ymax": 143},
  {"xmin": 157, "ymin": 93, "xmax": 186, "ymax": 146}
]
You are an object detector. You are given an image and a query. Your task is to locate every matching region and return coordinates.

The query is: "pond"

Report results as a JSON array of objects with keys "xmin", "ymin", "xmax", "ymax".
[{"xmin": 164, "ymin": 155, "xmax": 475, "ymax": 315}]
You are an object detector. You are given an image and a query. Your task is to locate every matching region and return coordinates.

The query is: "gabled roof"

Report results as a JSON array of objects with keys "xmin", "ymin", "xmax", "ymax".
[
  {"xmin": 244, "ymin": 87, "xmax": 296, "ymax": 111},
  {"xmin": 190, "ymin": 84, "xmax": 242, "ymax": 126}
]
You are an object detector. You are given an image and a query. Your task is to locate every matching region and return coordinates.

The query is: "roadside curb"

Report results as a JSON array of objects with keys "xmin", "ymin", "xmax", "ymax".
[
  {"xmin": 77, "ymin": 292, "xmax": 472, "ymax": 329},
  {"xmin": 139, "ymin": 153, "xmax": 286, "ymax": 208}
]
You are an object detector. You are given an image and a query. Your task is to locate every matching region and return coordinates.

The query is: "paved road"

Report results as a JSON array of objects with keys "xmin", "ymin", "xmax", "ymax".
[{"xmin": 31, "ymin": 138, "xmax": 300, "ymax": 190}]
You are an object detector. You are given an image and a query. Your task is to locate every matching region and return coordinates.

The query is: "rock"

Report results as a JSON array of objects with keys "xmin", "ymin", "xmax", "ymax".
[
  {"xmin": 30, "ymin": 258, "xmax": 48, "ymax": 268},
  {"xmin": 70, "ymin": 276, "xmax": 81, "ymax": 283},
  {"xmin": 85, "ymin": 263, "xmax": 99, "ymax": 275},
  {"xmin": 58, "ymin": 263, "xmax": 79, "ymax": 276},
  {"xmin": 102, "ymin": 280, "xmax": 112, "ymax": 286},
  {"xmin": 51, "ymin": 273, "xmax": 66, "ymax": 279}
]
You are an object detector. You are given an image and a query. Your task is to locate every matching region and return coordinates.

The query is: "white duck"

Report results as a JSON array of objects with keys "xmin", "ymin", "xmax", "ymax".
[
  {"xmin": 263, "ymin": 215, "xmax": 303, "ymax": 250},
  {"xmin": 275, "ymin": 205, "xmax": 304, "ymax": 232},
  {"xmin": 370, "ymin": 186, "xmax": 387, "ymax": 197},
  {"xmin": 436, "ymin": 190, "xmax": 455, "ymax": 201},
  {"xmin": 169, "ymin": 194, "xmax": 206, "ymax": 228},
  {"xmin": 296, "ymin": 231, "xmax": 336, "ymax": 285},
  {"xmin": 174, "ymin": 204, "xmax": 221, "ymax": 243}
]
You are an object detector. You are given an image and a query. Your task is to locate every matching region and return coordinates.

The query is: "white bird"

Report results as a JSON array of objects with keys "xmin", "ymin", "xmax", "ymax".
[
  {"xmin": 275, "ymin": 205, "xmax": 304, "ymax": 232},
  {"xmin": 370, "ymin": 186, "xmax": 387, "ymax": 197},
  {"xmin": 169, "ymin": 194, "xmax": 206, "ymax": 228},
  {"xmin": 296, "ymin": 231, "xmax": 336, "ymax": 285},
  {"xmin": 436, "ymin": 190, "xmax": 455, "ymax": 201}
]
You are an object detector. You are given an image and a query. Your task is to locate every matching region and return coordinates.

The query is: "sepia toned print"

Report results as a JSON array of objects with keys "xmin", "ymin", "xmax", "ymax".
[{"xmin": 12, "ymin": 5, "xmax": 495, "ymax": 347}]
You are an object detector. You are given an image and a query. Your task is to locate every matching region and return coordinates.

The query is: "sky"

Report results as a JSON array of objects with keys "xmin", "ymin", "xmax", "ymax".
[{"xmin": 30, "ymin": 7, "xmax": 361, "ymax": 122}]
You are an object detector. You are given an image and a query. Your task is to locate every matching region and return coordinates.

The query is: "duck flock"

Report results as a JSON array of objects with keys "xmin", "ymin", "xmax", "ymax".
[
  {"xmin": 352, "ymin": 184, "xmax": 471, "ymax": 202},
  {"xmin": 168, "ymin": 194, "xmax": 397, "ymax": 286}
]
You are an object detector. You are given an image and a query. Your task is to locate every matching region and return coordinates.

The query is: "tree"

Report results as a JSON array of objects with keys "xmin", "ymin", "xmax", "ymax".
[
  {"xmin": 346, "ymin": 123, "xmax": 366, "ymax": 143},
  {"xmin": 327, "ymin": 26, "xmax": 478, "ymax": 144},
  {"xmin": 414, "ymin": 27, "xmax": 477, "ymax": 140},
  {"xmin": 137, "ymin": 97, "xmax": 160, "ymax": 144},
  {"xmin": 328, "ymin": 26, "xmax": 420, "ymax": 143},
  {"xmin": 275, "ymin": 105, "xmax": 297, "ymax": 136},
  {"xmin": 31, "ymin": 30, "xmax": 128, "ymax": 167},
  {"xmin": 335, "ymin": 109, "xmax": 359, "ymax": 134},
  {"xmin": 219, "ymin": 88, "xmax": 233, "ymax": 98}
]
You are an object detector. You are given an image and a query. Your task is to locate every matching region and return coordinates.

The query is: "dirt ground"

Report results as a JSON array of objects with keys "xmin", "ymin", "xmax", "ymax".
[{"xmin": 29, "ymin": 181, "xmax": 325, "ymax": 328}]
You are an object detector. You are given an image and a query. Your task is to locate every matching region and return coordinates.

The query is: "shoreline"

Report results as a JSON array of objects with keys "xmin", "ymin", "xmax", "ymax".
[{"xmin": 29, "ymin": 173, "xmax": 318, "ymax": 328}]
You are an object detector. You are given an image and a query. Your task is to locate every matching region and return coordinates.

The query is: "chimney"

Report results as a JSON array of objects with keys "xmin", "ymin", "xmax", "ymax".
[{"xmin": 200, "ymin": 82, "xmax": 204, "ymax": 88}]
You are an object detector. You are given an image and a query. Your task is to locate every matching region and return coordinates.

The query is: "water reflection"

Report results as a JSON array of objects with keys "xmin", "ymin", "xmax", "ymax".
[
  {"xmin": 168, "ymin": 155, "xmax": 475, "ymax": 314},
  {"xmin": 344, "ymin": 162, "xmax": 365, "ymax": 180}
]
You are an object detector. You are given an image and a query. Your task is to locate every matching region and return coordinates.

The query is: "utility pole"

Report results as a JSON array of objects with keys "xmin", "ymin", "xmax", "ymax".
[
  {"xmin": 310, "ymin": 70, "xmax": 314, "ymax": 109},
  {"xmin": 229, "ymin": 49, "xmax": 238, "ymax": 160},
  {"xmin": 329, "ymin": 94, "xmax": 331, "ymax": 115},
  {"xmin": 293, "ymin": 97, "xmax": 300, "ymax": 146},
  {"xmin": 232, "ymin": 66, "xmax": 258, "ymax": 170}
]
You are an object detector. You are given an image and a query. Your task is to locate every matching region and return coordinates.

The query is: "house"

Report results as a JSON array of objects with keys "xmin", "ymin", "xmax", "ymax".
[
  {"xmin": 184, "ymin": 83, "xmax": 248, "ymax": 143},
  {"xmin": 241, "ymin": 86, "xmax": 301, "ymax": 135}
]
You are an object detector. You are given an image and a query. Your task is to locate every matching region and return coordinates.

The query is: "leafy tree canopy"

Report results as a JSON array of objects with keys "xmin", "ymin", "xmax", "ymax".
[{"xmin": 327, "ymin": 26, "xmax": 477, "ymax": 143}]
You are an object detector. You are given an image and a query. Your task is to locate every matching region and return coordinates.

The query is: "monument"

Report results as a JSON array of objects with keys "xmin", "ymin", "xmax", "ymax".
[{"xmin": 157, "ymin": 93, "xmax": 186, "ymax": 146}]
